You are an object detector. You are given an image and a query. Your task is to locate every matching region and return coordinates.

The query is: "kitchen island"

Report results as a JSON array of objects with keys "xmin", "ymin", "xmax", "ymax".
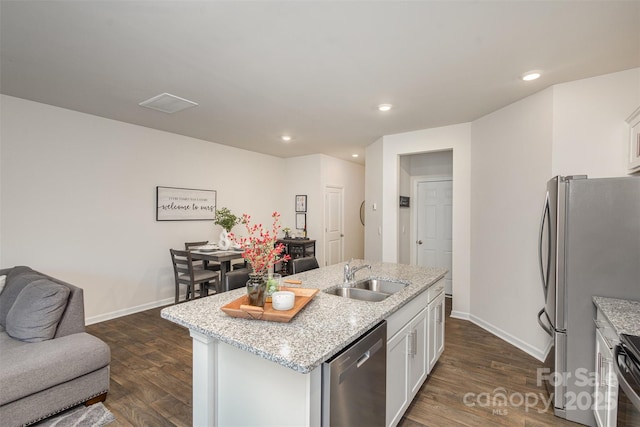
[{"xmin": 161, "ymin": 260, "xmax": 447, "ymax": 426}]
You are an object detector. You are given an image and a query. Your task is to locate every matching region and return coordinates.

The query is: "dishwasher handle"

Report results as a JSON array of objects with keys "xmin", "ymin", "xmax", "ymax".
[
  {"xmin": 339, "ymin": 338, "xmax": 384, "ymax": 384},
  {"xmin": 356, "ymin": 351, "xmax": 371, "ymax": 368}
]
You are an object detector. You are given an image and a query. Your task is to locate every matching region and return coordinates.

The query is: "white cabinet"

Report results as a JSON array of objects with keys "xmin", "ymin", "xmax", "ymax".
[
  {"xmin": 408, "ymin": 308, "xmax": 428, "ymax": 396},
  {"xmin": 593, "ymin": 311, "xmax": 618, "ymax": 427},
  {"xmin": 387, "ymin": 320, "xmax": 411, "ymax": 427},
  {"xmin": 386, "ymin": 307, "xmax": 428, "ymax": 427},
  {"xmin": 386, "ymin": 279, "xmax": 444, "ymax": 427},
  {"xmin": 428, "ymin": 291, "xmax": 445, "ymax": 373},
  {"xmin": 627, "ymin": 106, "xmax": 640, "ymax": 173}
]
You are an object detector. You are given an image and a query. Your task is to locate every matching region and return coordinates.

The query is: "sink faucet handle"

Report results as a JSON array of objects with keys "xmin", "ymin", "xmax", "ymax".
[{"xmin": 344, "ymin": 262, "xmax": 352, "ymax": 283}]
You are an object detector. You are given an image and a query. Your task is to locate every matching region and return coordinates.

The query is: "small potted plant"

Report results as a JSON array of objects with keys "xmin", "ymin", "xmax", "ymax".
[
  {"xmin": 214, "ymin": 207, "xmax": 239, "ymax": 249},
  {"xmin": 214, "ymin": 207, "xmax": 239, "ymax": 232}
]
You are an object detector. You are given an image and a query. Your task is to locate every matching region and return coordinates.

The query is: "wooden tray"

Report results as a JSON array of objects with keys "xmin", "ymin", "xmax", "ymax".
[{"xmin": 220, "ymin": 287, "xmax": 319, "ymax": 322}]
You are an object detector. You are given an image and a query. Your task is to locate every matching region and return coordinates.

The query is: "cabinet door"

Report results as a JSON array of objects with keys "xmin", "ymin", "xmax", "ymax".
[
  {"xmin": 594, "ymin": 328, "xmax": 617, "ymax": 427},
  {"xmin": 386, "ymin": 323, "xmax": 410, "ymax": 427},
  {"xmin": 427, "ymin": 293, "xmax": 444, "ymax": 373},
  {"xmin": 409, "ymin": 308, "xmax": 428, "ymax": 398},
  {"xmin": 430, "ymin": 293, "xmax": 445, "ymax": 372}
]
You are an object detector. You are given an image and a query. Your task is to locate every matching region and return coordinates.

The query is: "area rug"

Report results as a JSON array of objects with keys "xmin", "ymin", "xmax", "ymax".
[{"xmin": 33, "ymin": 402, "xmax": 115, "ymax": 427}]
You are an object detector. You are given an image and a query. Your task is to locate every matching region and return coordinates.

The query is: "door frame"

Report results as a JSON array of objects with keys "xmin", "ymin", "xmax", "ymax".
[{"xmin": 410, "ymin": 175, "xmax": 452, "ymax": 266}]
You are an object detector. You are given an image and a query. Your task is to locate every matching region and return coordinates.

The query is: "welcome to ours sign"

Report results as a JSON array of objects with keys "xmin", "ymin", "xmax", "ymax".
[{"xmin": 156, "ymin": 186, "xmax": 217, "ymax": 221}]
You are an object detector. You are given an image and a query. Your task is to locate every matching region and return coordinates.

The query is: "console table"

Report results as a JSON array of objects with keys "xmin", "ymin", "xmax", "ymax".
[{"xmin": 276, "ymin": 238, "xmax": 316, "ymax": 275}]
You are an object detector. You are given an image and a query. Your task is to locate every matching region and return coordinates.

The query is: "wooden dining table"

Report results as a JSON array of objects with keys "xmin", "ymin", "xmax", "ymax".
[{"xmin": 189, "ymin": 249, "xmax": 245, "ymax": 292}]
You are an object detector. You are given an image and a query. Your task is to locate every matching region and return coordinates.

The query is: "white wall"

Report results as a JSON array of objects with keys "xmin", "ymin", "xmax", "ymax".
[
  {"xmin": 552, "ymin": 68, "xmax": 640, "ymax": 177},
  {"xmin": 283, "ymin": 154, "xmax": 365, "ymax": 267},
  {"xmin": 0, "ymin": 95, "xmax": 288, "ymax": 321},
  {"xmin": 364, "ymin": 138, "xmax": 384, "ymax": 261},
  {"xmin": 0, "ymin": 95, "xmax": 365, "ymax": 323},
  {"xmin": 398, "ymin": 156, "xmax": 411, "ymax": 264},
  {"xmin": 466, "ymin": 68, "xmax": 639, "ymax": 361},
  {"xmin": 470, "ymin": 88, "xmax": 554, "ymax": 360},
  {"xmin": 282, "ymin": 154, "xmax": 323, "ymax": 243},
  {"xmin": 365, "ymin": 124, "xmax": 472, "ymax": 318},
  {"xmin": 365, "ymin": 68, "xmax": 639, "ymax": 362}
]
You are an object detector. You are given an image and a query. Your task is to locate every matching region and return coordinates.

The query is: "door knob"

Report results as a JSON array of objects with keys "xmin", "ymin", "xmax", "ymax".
[
  {"xmin": 417, "ymin": 240, "xmax": 423, "ymax": 245},
  {"xmin": 340, "ymin": 234, "xmax": 344, "ymax": 237}
]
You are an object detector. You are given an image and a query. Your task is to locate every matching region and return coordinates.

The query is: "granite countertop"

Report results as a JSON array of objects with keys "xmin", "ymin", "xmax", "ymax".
[
  {"xmin": 593, "ymin": 296, "xmax": 640, "ymax": 337},
  {"xmin": 161, "ymin": 260, "xmax": 447, "ymax": 374}
]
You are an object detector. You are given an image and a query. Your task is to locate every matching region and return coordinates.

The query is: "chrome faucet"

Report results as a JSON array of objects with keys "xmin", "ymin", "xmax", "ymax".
[{"xmin": 344, "ymin": 260, "xmax": 371, "ymax": 283}]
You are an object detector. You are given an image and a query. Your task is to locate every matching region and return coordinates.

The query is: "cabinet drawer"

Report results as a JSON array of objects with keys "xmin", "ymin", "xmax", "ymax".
[
  {"xmin": 387, "ymin": 288, "xmax": 429, "ymax": 338},
  {"xmin": 594, "ymin": 309, "xmax": 619, "ymax": 348},
  {"xmin": 387, "ymin": 279, "xmax": 443, "ymax": 338},
  {"xmin": 427, "ymin": 279, "xmax": 445, "ymax": 304}
]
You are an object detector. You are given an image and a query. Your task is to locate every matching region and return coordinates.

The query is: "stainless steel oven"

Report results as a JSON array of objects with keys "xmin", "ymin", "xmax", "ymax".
[{"xmin": 613, "ymin": 334, "xmax": 640, "ymax": 426}]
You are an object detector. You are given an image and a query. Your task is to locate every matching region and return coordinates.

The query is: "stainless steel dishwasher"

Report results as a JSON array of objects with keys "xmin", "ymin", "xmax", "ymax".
[{"xmin": 322, "ymin": 320, "xmax": 387, "ymax": 427}]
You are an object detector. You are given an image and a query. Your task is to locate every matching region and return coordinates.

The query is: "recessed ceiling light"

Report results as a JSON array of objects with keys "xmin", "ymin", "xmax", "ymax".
[
  {"xmin": 352, "ymin": 154, "xmax": 359, "ymax": 158},
  {"xmin": 521, "ymin": 71, "xmax": 541, "ymax": 81},
  {"xmin": 281, "ymin": 135, "xmax": 292, "ymax": 142},
  {"xmin": 378, "ymin": 104, "xmax": 393, "ymax": 112}
]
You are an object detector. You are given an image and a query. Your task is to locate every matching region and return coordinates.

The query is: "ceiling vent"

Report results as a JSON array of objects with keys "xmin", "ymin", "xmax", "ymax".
[{"xmin": 139, "ymin": 93, "xmax": 198, "ymax": 114}]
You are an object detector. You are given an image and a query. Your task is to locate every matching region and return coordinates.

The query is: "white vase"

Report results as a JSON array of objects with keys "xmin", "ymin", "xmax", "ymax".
[{"xmin": 218, "ymin": 229, "xmax": 231, "ymax": 250}]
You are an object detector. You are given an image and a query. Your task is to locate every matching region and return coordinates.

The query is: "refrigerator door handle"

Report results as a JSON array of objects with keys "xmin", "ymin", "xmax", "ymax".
[
  {"xmin": 538, "ymin": 192, "xmax": 551, "ymax": 297},
  {"xmin": 537, "ymin": 307, "xmax": 553, "ymax": 337}
]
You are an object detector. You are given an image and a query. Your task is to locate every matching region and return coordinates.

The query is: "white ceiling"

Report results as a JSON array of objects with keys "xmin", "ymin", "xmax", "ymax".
[{"xmin": 1, "ymin": 1, "xmax": 639, "ymax": 163}]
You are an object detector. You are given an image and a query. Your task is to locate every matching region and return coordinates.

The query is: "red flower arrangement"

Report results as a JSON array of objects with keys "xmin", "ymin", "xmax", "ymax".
[{"xmin": 230, "ymin": 211, "xmax": 291, "ymax": 276}]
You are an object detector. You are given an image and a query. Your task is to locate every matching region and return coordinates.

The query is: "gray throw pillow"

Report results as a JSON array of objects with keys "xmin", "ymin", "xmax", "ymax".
[
  {"xmin": 5, "ymin": 279, "xmax": 70, "ymax": 342},
  {"xmin": 0, "ymin": 267, "xmax": 45, "ymax": 327}
]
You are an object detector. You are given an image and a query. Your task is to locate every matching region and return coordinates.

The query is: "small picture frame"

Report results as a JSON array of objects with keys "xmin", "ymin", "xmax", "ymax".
[
  {"xmin": 296, "ymin": 195, "xmax": 307, "ymax": 212},
  {"xmin": 296, "ymin": 213, "xmax": 306, "ymax": 230},
  {"xmin": 399, "ymin": 196, "xmax": 410, "ymax": 208}
]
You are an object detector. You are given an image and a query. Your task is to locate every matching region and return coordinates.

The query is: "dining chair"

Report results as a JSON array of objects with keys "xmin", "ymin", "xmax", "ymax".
[
  {"xmin": 185, "ymin": 241, "xmax": 221, "ymax": 273},
  {"xmin": 225, "ymin": 270, "xmax": 250, "ymax": 292},
  {"xmin": 170, "ymin": 249, "xmax": 220, "ymax": 303},
  {"xmin": 291, "ymin": 256, "xmax": 320, "ymax": 274},
  {"xmin": 232, "ymin": 260, "xmax": 247, "ymax": 270}
]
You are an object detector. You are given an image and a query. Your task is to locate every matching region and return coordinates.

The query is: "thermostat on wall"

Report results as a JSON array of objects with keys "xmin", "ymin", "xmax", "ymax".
[{"xmin": 399, "ymin": 196, "xmax": 410, "ymax": 208}]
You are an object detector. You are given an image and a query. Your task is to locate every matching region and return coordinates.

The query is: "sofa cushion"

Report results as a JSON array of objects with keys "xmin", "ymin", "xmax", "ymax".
[
  {"xmin": 0, "ymin": 332, "xmax": 111, "ymax": 405},
  {"xmin": 0, "ymin": 266, "xmax": 46, "ymax": 327},
  {"xmin": 0, "ymin": 275, "xmax": 6, "ymax": 295},
  {"xmin": 5, "ymin": 279, "xmax": 70, "ymax": 342}
]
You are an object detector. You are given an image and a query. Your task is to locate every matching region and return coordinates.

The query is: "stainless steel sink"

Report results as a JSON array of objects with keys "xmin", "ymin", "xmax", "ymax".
[
  {"xmin": 323, "ymin": 278, "xmax": 409, "ymax": 302},
  {"xmin": 324, "ymin": 287, "xmax": 390, "ymax": 302},
  {"xmin": 352, "ymin": 278, "xmax": 408, "ymax": 294}
]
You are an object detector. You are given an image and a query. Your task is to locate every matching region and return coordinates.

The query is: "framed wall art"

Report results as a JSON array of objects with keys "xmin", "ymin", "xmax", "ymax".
[
  {"xmin": 156, "ymin": 186, "xmax": 216, "ymax": 221},
  {"xmin": 296, "ymin": 195, "xmax": 307, "ymax": 212},
  {"xmin": 296, "ymin": 213, "xmax": 306, "ymax": 230}
]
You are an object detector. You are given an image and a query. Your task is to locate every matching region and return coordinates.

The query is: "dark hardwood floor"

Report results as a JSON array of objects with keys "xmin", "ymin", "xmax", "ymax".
[{"xmin": 87, "ymin": 298, "xmax": 580, "ymax": 427}]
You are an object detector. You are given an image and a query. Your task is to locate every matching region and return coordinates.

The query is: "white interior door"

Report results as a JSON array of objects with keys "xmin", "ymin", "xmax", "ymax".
[
  {"xmin": 416, "ymin": 180, "xmax": 453, "ymax": 295},
  {"xmin": 324, "ymin": 186, "xmax": 343, "ymax": 266}
]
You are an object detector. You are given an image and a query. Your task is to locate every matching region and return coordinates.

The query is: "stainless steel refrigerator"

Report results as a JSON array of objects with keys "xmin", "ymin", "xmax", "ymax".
[{"xmin": 537, "ymin": 175, "xmax": 640, "ymax": 426}]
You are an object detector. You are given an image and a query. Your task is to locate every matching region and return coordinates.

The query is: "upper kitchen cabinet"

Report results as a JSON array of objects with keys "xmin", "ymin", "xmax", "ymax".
[{"xmin": 627, "ymin": 106, "xmax": 640, "ymax": 173}]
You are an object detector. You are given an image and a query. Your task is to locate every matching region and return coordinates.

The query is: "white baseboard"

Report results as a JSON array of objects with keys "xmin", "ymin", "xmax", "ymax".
[
  {"xmin": 468, "ymin": 313, "xmax": 548, "ymax": 362},
  {"xmin": 450, "ymin": 310, "xmax": 470, "ymax": 320},
  {"xmin": 85, "ymin": 297, "xmax": 174, "ymax": 325}
]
